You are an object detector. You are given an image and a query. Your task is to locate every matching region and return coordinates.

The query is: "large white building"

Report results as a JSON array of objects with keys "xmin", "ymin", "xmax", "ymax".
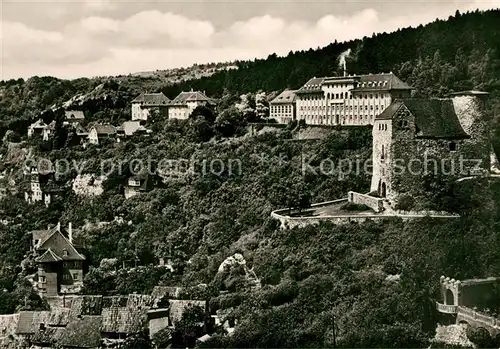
[
  {"xmin": 131, "ymin": 93, "xmax": 170, "ymax": 121},
  {"xmin": 269, "ymin": 90, "xmax": 296, "ymax": 124},
  {"xmin": 168, "ymin": 91, "xmax": 213, "ymax": 120},
  {"xmin": 294, "ymin": 72, "xmax": 413, "ymax": 126}
]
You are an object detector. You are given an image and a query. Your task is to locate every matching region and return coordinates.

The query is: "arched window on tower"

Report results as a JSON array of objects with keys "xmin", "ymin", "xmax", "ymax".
[{"xmin": 381, "ymin": 145, "xmax": 385, "ymax": 160}]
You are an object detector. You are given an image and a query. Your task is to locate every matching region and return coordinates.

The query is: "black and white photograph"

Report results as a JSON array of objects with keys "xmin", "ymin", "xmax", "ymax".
[{"xmin": 1, "ymin": 0, "xmax": 500, "ymax": 348}]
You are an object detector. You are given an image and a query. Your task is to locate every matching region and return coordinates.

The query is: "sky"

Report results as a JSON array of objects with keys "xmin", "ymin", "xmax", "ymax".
[{"xmin": 0, "ymin": 0, "xmax": 499, "ymax": 80}]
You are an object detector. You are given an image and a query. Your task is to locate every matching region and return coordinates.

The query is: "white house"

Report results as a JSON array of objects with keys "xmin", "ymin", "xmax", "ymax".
[
  {"xmin": 28, "ymin": 119, "xmax": 48, "ymax": 138},
  {"xmin": 64, "ymin": 110, "xmax": 85, "ymax": 125},
  {"xmin": 168, "ymin": 90, "xmax": 213, "ymax": 120},
  {"xmin": 87, "ymin": 124, "xmax": 116, "ymax": 145},
  {"xmin": 131, "ymin": 93, "xmax": 170, "ymax": 121}
]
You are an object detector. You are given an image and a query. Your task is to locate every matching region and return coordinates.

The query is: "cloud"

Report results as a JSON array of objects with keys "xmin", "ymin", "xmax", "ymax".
[{"xmin": 1, "ymin": 3, "xmax": 499, "ymax": 79}]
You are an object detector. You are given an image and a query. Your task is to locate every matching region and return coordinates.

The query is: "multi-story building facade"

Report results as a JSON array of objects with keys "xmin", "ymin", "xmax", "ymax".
[
  {"xmin": 131, "ymin": 93, "xmax": 170, "ymax": 121},
  {"xmin": 168, "ymin": 90, "xmax": 213, "ymax": 120},
  {"xmin": 270, "ymin": 90, "xmax": 296, "ymax": 124},
  {"xmin": 295, "ymin": 73, "xmax": 413, "ymax": 126},
  {"xmin": 31, "ymin": 222, "xmax": 86, "ymax": 297}
]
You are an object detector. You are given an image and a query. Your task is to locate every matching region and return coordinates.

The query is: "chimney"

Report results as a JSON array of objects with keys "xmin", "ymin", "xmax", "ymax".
[
  {"xmin": 343, "ymin": 60, "xmax": 347, "ymax": 77},
  {"xmin": 56, "ymin": 222, "xmax": 61, "ymax": 231},
  {"xmin": 68, "ymin": 222, "xmax": 73, "ymax": 244}
]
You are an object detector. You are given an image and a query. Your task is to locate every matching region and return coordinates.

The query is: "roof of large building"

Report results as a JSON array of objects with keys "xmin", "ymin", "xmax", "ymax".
[
  {"xmin": 351, "ymin": 73, "xmax": 413, "ymax": 92},
  {"xmin": 297, "ymin": 72, "xmax": 412, "ymax": 94},
  {"xmin": 376, "ymin": 98, "xmax": 469, "ymax": 139},
  {"xmin": 270, "ymin": 90, "xmax": 297, "ymax": 104},
  {"xmin": 295, "ymin": 77, "xmax": 325, "ymax": 94},
  {"xmin": 170, "ymin": 91, "xmax": 212, "ymax": 105},
  {"xmin": 132, "ymin": 92, "xmax": 170, "ymax": 105}
]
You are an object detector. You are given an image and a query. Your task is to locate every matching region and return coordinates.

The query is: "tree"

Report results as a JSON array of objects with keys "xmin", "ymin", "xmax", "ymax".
[{"xmin": 189, "ymin": 105, "xmax": 216, "ymax": 123}]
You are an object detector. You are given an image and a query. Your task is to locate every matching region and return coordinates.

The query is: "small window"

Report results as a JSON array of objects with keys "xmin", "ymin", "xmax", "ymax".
[
  {"xmin": 449, "ymin": 142, "xmax": 457, "ymax": 152},
  {"xmin": 62, "ymin": 249, "xmax": 68, "ymax": 257},
  {"xmin": 381, "ymin": 145, "xmax": 385, "ymax": 160},
  {"xmin": 39, "ymin": 276, "xmax": 46, "ymax": 283},
  {"xmin": 73, "ymin": 273, "xmax": 79, "ymax": 281},
  {"xmin": 63, "ymin": 274, "xmax": 70, "ymax": 280}
]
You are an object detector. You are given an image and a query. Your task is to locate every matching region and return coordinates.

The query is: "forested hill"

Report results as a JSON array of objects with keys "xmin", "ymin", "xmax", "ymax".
[{"xmin": 162, "ymin": 9, "xmax": 500, "ymax": 103}]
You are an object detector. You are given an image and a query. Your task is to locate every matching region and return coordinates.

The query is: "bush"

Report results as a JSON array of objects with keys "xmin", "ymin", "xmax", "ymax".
[{"xmin": 394, "ymin": 194, "xmax": 416, "ymax": 211}]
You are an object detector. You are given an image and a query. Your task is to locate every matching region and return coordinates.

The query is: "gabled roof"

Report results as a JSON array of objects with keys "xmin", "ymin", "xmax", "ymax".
[
  {"xmin": 35, "ymin": 248, "xmax": 63, "ymax": 263},
  {"xmin": 377, "ymin": 98, "xmax": 469, "ymax": 139},
  {"xmin": 58, "ymin": 315, "xmax": 103, "ymax": 348},
  {"xmin": 132, "ymin": 92, "xmax": 170, "ymax": 105},
  {"xmin": 30, "ymin": 119, "xmax": 48, "ymax": 129},
  {"xmin": 296, "ymin": 77, "xmax": 325, "ymax": 94},
  {"xmin": 74, "ymin": 124, "xmax": 89, "ymax": 136},
  {"xmin": 169, "ymin": 300, "xmax": 206, "ymax": 325},
  {"xmin": 101, "ymin": 306, "xmax": 147, "ymax": 334},
  {"xmin": 270, "ymin": 90, "xmax": 297, "ymax": 104},
  {"xmin": 351, "ymin": 73, "xmax": 412, "ymax": 92},
  {"xmin": 170, "ymin": 91, "xmax": 211, "ymax": 105},
  {"xmin": 65, "ymin": 110, "xmax": 85, "ymax": 120},
  {"xmin": 16, "ymin": 311, "xmax": 51, "ymax": 334},
  {"xmin": 92, "ymin": 124, "xmax": 116, "ymax": 136},
  {"xmin": 38, "ymin": 229, "xmax": 86, "ymax": 261}
]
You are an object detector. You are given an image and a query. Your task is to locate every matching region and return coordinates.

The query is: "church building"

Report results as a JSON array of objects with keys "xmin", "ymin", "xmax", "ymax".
[{"xmin": 370, "ymin": 91, "xmax": 490, "ymax": 202}]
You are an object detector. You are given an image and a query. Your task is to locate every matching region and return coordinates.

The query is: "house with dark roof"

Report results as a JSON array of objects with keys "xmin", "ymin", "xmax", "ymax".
[
  {"xmin": 370, "ymin": 91, "xmax": 491, "ymax": 201},
  {"xmin": 131, "ymin": 92, "xmax": 170, "ymax": 121},
  {"xmin": 168, "ymin": 90, "xmax": 214, "ymax": 120},
  {"xmin": 87, "ymin": 124, "xmax": 116, "ymax": 145},
  {"xmin": 270, "ymin": 90, "xmax": 297, "ymax": 124},
  {"xmin": 124, "ymin": 171, "xmax": 158, "ymax": 199},
  {"xmin": 32, "ymin": 222, "xmax": 86, "ymax": 297},
  {"xmin": 64, "ymin": 110, "xmax": 85, "ymax": 125},
  {"xmin": 295, "ymin": 72, "xmax": 413, "ymax": 126}
]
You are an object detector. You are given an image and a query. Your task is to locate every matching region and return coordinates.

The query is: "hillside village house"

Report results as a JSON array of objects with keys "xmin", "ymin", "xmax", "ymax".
[
  {"xmin": 28, "ymin": 119, "xmax": 49, "ymax": 138},
  {"xmin": 294, "ymin": 72, "xmax": 412, "ymax": 126},
  {"xmin": 64, "ymin": 110, "xmax": 85, "ymax": 124},
  {"xmin": 116, "ymin": 120, "xmax": 149, "ymax": 142},
  {"xmin": 131, "ymin": 92, "xmax": 170, "ymax": 121},
  {"xmin": 270, "ymin": 90, "xmax": 297, "ymax": 124},
  {"xmin": 124, "ymin": 172, "xmax": 158, "ymax": 199},
  {"xmin": 87, "ymin": 124, "xmax": 116, "ymax": 145},
  {"xmin": 168, "ymin": 90, "xmax": 214, "ymax": 120},
  {"xmin": 370, "ymin": 90, "xmax": 490, "ymax": 202},
  {"xmin": 31, "ymin": 222, "xmax": 86, "ymax": 297}
]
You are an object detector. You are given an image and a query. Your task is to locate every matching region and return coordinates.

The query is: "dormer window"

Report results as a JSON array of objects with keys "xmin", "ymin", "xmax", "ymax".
[
  {"xmin": 449, "ymin": 142, "xmax": 457, "ymax": 152},
  {"xmin": 62, "ymin": 249, "xmax": 68, "ymax": 257}
]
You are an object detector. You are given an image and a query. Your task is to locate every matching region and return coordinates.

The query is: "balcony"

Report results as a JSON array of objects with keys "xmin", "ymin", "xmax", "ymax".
[{"xmin": 436, "ymin": 302, "xmax": 458, "ymax": 314}]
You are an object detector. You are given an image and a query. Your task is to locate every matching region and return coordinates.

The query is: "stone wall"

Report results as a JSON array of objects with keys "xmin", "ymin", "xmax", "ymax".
[{"xmin": 348, "ymin": 191, "xmax": 384, "ymax": 212}]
